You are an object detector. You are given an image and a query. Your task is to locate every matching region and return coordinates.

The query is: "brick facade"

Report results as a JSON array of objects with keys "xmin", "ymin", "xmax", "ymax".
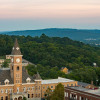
[{"xmin": 65, "ymin": 87, "xmax": 100, "ymax": 100}]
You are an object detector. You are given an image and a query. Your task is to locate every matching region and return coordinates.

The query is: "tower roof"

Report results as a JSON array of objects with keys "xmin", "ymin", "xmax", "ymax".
[{"xmin": 11, "ymin": 39, "xmax": 21, "ymax": 55}]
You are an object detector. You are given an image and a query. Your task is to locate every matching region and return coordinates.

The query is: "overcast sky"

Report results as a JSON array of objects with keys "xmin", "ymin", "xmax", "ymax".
[{"xmin": 0, "ymin": 0, "xmax": 100, "ymax": 31}]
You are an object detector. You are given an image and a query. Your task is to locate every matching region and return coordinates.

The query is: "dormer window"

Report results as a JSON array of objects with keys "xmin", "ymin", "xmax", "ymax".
[
  {"xmin": 4, "ymin": 79, "xmax": 9, "ymax": 85},
  {"xmin": 26, "ymin": 77, "xmax": 31, "ymax": 83}
]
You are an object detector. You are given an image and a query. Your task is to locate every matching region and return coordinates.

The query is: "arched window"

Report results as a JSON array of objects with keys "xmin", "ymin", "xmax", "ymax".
[
  {"xmin": 12, "ymin": 66, "xmax": 13, "ymax": 70},
  {"xmin": 1, "ymin": 97, "xmax": 3, "ymax": 100},
  {"xmin": 17, "ymin": 66, "xmax": 19, "ymax": 71},
  {"xmin": 5, "ymin": 96, "xmax": 8, "ymax": 100},
  {"xmin": 32, "ymin": 94, "xmax": 34, "ymax": 98},
  {"xmin": 28, "ymin": 94, "xmax": 30, "ymax": 98},
  {"xmin": 38, "ymin": 93, "xmax": 40, "ymax": 97}
]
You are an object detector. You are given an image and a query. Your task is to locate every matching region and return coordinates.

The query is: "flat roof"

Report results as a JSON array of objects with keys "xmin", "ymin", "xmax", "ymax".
[
  {"xmin": 69, "ymin": 86, "xmax": 100, "ymax": 96},
  {"xmin": 42, "ymin": 77, "xmax": 75, "ymax": 84}
]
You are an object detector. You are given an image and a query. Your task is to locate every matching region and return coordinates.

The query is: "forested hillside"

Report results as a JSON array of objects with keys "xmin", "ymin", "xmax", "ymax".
[
  {"xmin": 1, "ymin": 28, "xmax": 100, "ymax": 44},
  {"xmin": 0, "ymin": 34, "xmax": 100, "ymax": 85}
]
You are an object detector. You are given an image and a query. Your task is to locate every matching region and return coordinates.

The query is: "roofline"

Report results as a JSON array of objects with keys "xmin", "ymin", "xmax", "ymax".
[
  {"xmin": 10, "ymin": 55, "xmax": 23, "ymax": 56},
  {"xmin": 0, "ymin": 84, "xmax": 14, "ymax": 87}
]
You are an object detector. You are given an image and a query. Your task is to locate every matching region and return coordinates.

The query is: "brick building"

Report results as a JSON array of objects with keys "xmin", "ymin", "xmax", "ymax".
[
  {"xmin": 0, "ymin": 39, "xmax": 78, "ymax": 100},
  {"xmin": 65, "ymin": 86, "xmax": 100, "ymax": 100}
]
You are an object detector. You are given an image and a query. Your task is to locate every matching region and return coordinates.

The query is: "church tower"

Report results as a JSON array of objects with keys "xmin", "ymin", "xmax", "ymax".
[{"xmin": 10, "ymin": 39, "xmax": 23, "ymax": 93}]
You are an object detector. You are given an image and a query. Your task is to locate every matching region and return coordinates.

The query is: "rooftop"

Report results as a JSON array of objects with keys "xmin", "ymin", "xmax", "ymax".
[
  {"xmin": 42, "ymin": 77, "xmax": 75, "ymax": 84},
  {"xmin": 78, "ymin": 81, "xmax": 90, "ymax": 87},
  {"xmin": 69, "ymin": 86, "xmax": 100, "ymax": 96},
  {"xmin": 0, "ymin": 67, "xmax": 34, "ymax": 85}
]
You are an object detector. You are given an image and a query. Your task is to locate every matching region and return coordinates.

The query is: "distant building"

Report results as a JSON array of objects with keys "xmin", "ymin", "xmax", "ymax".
[
  {"xmin": 6, "ymin": 55, "xmax": 11, "ymax": 59},
  {"xmin": 61, "ymin": 67, "xmax": 68, "ymax": 74},
  {"xmin": 65, "ymin": 86, "xmax": 100, "ymax": 100},
  {"xmin": 0, "ymin": 59, "xmax": 5, "ymax": 67},
  {"xmin": 0, "ymin": 59, "xmax": 5, "ymax": 64}
]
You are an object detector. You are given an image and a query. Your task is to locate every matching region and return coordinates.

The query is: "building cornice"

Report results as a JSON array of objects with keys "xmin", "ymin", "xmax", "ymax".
[{"xmin": 0, "ymin": 84, "xmax": 14, "ymax": 87}]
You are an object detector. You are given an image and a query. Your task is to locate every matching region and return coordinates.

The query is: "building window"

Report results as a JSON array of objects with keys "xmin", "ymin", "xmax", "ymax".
[
  {"xmin": 36, "ymin": 94, "xmax": 37, "ymax": 97},
  {"xmin": 51, "ymin": 90, "xmax": 54, "ymax": 92},
  {"xmin": 32, "ymin": 94, "xmax": 34, "ymax": 98},
  {"xmin": 32, "ymin": 86, "xmax": 34, "ymax": 90},
  {"xmin": 71, "ymin": 84, "xmax": 73, "ymax": 86},
  {"xmin": 51, "ymin": 86, "xmax": 53, "ymax": 88},
  {"xmin": 1, "ymin": 97, "xmax": 3, "ymax": 100},
  {"xmin": 70, "ymin": 94, "xmax": 72, "ymax": 98},
  {"xmin": 18, "ymin": 80, "xmax": 20, "ymax": 83},
  {"xmin": 5, "ymin": 96, "xmax": 8, "ymax": 100},
  {"xmin": 75, "ymin": 83, "xmax": 76, "ymax": 86},
  {"xmin": 38, "ymin": 93, "xmax": 40, "ymax": 97},
  {"xmin": 5, "ymin": 89, "xmax": 8, "ymax": 93},
  {"xmin": 17, "ymin": 87, "xmax": 19, "ymax": 93},
  {"xmin": 65, "ymin": 92, "xmax": 67, "ymax": 97},
  {"xmin": 18, "ymin": 74, "xmax": 19, "ymax": 77},
  {"xmin": 1, "ymin": 89, "xmax": 4, "ymax": 93},
  {"xmin": 43, "ymin": 87, "xmax": 45, "ymax": 89},
  {"xmin": 79, "ymin": 96, "xmax": 81, "ymax": 100},
  {"xmin": 12, "ymin": 66, "xmax": 13, "ymax": 70},
  {"xmin": 82, "ymin": 97, "xmax": 84, "ymax": 100},
  {"xmin": 28, "ymin": 94, "xmax": 30, "ymax": 98},
  {"xmin": 28, "ymin": 87, "xmax": 30, "ymax": 91},
  {"xmin": 39, "ymin": 86, "xmax": 40, "ymax": 90},
  {"xmin": 36, "ymin": 86, "xmax": 37, "ymax": 90},
  {"xmin": 23, "ymin": 87, "xmax": 26, "ymax": 92},
  {"xmin": 76, "ymin": 95, "xmax": 77, "ymax": 99},
  {"xmin": 10, "ymin": 89, "xmax": 12, "ymax": 93},
  {"xmin": 17, "ymin": 66, "xmax": 19, "ymax": 71}
]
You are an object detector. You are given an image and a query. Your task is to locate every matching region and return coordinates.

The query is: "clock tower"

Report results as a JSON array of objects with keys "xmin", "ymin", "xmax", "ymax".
[{"xmin": 10, "ymin": 39, "xmax": 23, "ymax": 93}]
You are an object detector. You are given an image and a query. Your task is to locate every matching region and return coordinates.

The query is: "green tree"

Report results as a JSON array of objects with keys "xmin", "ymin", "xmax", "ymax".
[
  {"xmin": 44, "ymin": 87, "xmax": 52, "ymax": 100},
  {"xmin": 23, "ymin": 97, "xmax": 27, "ymax": 100},
  {"xmin": 1, "ymin": 60, "xmax": 9, "ymax": 68},
  {"xmin": 50, "ymin": 83, "xmax": 64, "ymax": 100},
  {"xmin": 26, "ymin": 64, "xmax": 37, "ymax": 76}
]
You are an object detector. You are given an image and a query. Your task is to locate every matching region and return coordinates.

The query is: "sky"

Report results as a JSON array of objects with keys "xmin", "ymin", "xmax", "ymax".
[{"xmin": 0, "ymin": 0, "xmax": 100, "ymax": 31}]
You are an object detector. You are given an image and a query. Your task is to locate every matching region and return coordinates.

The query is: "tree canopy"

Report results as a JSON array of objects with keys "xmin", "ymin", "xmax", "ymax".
[{"xmin": 0, "ymin": 34, "xmax": 100, "ymax": 85}]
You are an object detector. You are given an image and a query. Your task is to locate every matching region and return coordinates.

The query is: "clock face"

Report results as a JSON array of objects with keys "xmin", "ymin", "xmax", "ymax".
[
  {"xmin": 11, "ymin": 58, "xmax": 13, "ymax": 62},
  {"xmin": 16, "ymin": 58, "xmax": 20, "ymax": 63}
]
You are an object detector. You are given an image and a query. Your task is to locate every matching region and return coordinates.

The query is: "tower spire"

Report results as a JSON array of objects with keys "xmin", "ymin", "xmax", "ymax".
[{"xmin": 11, "ymin": 38, "xmax": 21, "ymax": 55}]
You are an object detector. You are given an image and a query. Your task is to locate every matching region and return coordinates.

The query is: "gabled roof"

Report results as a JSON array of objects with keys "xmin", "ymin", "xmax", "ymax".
[
  {"xmin": 0, "ymin": 67, "xmax": 35, "ymax": 85},
  {"xmin": 22, "ymin": 67, "xmax": 34, "ymax": 83},
  {"xmin": 0, "ymin": 68, "xmax": 13, "ymax": 85},
  {"xmin": 11, "ymin": 39, "xmax": 21, "ymax": 55}
]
